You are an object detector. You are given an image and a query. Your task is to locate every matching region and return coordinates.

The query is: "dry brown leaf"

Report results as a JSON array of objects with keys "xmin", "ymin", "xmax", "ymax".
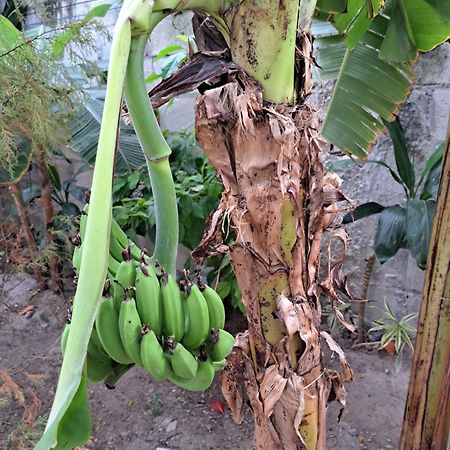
[
  {"xmin": 321, "ymin": 331, "xmax": 353, "ymax": 382},
  {"xmin": 0, "ymin": 370, "xmax": 25, "ymax": 406},
  {"xmin": 18, "ymin": 305, "xmax": 35, "ymax": 315},
  {"xmin": 259, "ymin": 365, "xmax": 287, "ymax": 417}
]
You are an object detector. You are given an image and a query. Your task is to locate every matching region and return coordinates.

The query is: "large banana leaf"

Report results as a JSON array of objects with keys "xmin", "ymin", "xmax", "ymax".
[
  {"xmin": 313, "ymin": 14, "xmax": 415, "ymax": 157},
  {"xmin": 69, "ymin": 92, "xmax": 146, "ymax": 175}
]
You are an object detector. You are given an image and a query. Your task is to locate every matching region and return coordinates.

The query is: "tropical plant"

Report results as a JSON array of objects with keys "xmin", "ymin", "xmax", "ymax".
[
  {"xmin": 368, "ymin": 299, "xmax": 417, "ymax": 371},
  {"xmin": 342, "ymin": 118, "xmax": 444, "ymax": 269},
  {"xmin": 23, "ymin": 1, "xmax": 449, "ymax": 450}
]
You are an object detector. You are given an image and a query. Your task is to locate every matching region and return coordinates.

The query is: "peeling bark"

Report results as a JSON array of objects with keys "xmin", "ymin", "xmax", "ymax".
[{"xmin": 195, "ymin": 69, "xmax": 352, "ymax": 449}]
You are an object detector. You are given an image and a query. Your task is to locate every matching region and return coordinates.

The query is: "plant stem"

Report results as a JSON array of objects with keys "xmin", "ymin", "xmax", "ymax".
[
  {"xmin": 124, "ymin": 31, "xmax": 178, "ymax": 275},
  {"xmin": 9, "ymin": 183, "xmax": 42, "ymax": 283},
  {"xmin": 224, "ymin": 0, "xmax": 299, "ymax": 103},
  {"xmin": 36, "ymin": 6, "xmax": 136, "ymax": 448},
  {"xmin": 357, "ymin": 254, "xmax": 375, "ymax": 343},
  {"xmin": 153, "ymin": 0, "xmax": 241, "ymax": 14}
]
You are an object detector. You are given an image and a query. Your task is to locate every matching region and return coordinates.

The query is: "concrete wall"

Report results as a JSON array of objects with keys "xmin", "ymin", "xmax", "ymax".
[{"xmin": 312, "ymin": 44, "xmax": 450, "ymax": 320}]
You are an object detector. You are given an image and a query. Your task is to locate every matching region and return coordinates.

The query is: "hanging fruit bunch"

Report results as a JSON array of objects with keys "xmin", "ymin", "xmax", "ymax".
[
  {"xmin": 67, "ymin": 210, "xmax": 233, "ymax": 391},
  {"xmin": 36, "ymin": 3, "xmax": 239, "ymax": 448}
]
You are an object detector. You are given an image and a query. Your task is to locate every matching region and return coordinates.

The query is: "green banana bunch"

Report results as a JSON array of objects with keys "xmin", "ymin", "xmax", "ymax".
[
  {"xmin": 160, "ymin": 270, "xmax": 185, "ymax": 342},
  {"xmin": 118, "ymin": 287, "xmax": 144, "ymax": 367},
  {"xmin": 135, "ymin": 261, "xmax": 162, "ymax": 337}
]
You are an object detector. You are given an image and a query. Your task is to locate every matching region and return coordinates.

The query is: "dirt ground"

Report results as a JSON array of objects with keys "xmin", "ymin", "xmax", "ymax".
[{"xmin": 0, "ymin": 274, "xmax": 411, "ymax": 450}]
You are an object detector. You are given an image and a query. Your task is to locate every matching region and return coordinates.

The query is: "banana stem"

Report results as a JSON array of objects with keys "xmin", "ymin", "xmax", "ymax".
[
  {"xmin": 37, "ymin": 2, "xmax": 156, "ymax": 448},
  {"xmin": 124, "ymin": 31, "xmax": 178, "ymax": 276}
]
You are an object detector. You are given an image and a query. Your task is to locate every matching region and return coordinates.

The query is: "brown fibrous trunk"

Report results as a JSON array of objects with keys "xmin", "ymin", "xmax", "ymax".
[{"xmin": 194, "ymin": 70, "xmax": 353, "ymax": 449}]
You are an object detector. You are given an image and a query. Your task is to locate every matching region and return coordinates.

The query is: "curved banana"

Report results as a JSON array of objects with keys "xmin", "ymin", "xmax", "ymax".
[
  {"xmin": 108, "ymin": 254, "xmax": 121, "ymax": 277},
  {"xmin": 87, "ymin": 330, "xmax": 111, "ymax": 364},
  {"xmin": 208, "ymin": 328, "xmax": 235, "ymax": 362},
  {"xmin": 212, "ymin": 359, "xmax": 226, "ymax": 372},
  {"xmin": 86, "ymin": 353, "xmax": 112, "ymax": 384},
  {"xmin": 140, "ymin": 325, "xmax": 171, "ymax": 381},
  {"xmin": 160, "ymin": 271, "xmax": 184, "ymax": 341},
  {"xmin": 96, "ymin": 287, "xmax": 133, "ymax": 365},
  {"xmin": 135, "ymin": 263, "xmax": 162, "ymax": 337},
  {"xmin": 200, "ymin": 283, "xmax": 225, "ymax": 330},
  {"xmin": 110, "ymin": 218, "xmax": 141, "ymax": 261},
  {"xmin": 181, "ymin": 282, "xmax": 210, "ymax": 350},
  {"xmin": 113, "ymin": 247, "xmax": 136, "ymax": 311},
  {"xmin": 72, "ymin": 244, "xmax": 82, "ymax": 274},
  {"xmin": 118, "ymin": 290, "xmax": 143, "ymax": 367},
  {"xmin": 109, "ymin": 232, "xmax": 126, "ymax": 262},
  {"xmin": 168, "ymin": 359, "xmax": 215, "ymax": 392},
  {"xmin": 166, "ymin": 337, "xmax": 198, "ymax": 379}
]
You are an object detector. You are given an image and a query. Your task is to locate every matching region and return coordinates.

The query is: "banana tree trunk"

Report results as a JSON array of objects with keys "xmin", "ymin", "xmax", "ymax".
[
  {"xmin": 192, "ymin": 5, "xmax": 352, "ymax": 447},
  {"xmin": 399, "ymin": 127, "xmax": 450, "ymax": 450}
]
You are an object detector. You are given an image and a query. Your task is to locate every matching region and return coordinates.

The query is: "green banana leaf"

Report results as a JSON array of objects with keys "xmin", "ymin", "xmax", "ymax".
[
  {"xmin": 314, "ymin": 14, "xmax": 415, "ymax": 157},
  {"xmin": 69, "ymin": 92, "xmax": 146, "ymax": 175},
  {"xmin": 343, "ymin": 201, "xmax": 385, "ymax": 223}
]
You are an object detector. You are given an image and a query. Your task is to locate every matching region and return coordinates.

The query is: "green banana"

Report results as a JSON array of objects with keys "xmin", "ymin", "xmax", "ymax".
[
  {"xmin": 109, "ymin": 232, "xmax": 126, "ymax": 262},
  {"xmin": 160, "ymin": 271, "xmax": 184, "ymax": 342},
  {"xmin": 104, "ymin": 363, "xmax": 134, "ymax": 390},
  {"xmin": 135, "ymin": 262, "xmax": 162, "ymax": 337},
  {"xmin": 96, "ymin": 283, "xmax": 133, "ymax": 365},
  {"xmin": 199, "ymin": 283, "xmax": 225, "ymax": 330},
  {"xmin": 86, "ymin": 352, "xmax": 111, "ymax": 384},
  {"xmin": 72, "ymin": 244, "xmax": 82, "ymax": 274},
  {"xmin": 79, "ymin": 208, "xmax": 88, "ymax": 241},
  {"xmin": 60, "ymin": 323, "xmax": 70, "ymax": 355},
  {"xmin": 110, "ymin": 218, "xmax": 141, "ymax": 261},
  {"xmin": 212, "ymin": 359, "xmax": 226, "ymax": 372},
  {"xmin": 166, "ymin": 337, "xmax": 198, "ymax": 379},
  {"xmin": 208, "ymin": 328, "xmax": 235, "ymax": 362},
  {"xmin": 181, "ymin": 281, "xmax": 210, "ymax": 350},
  {"xmin": 118, "ymin": 289, "xmax": 143, "ymax": 367},
  {"xmin": 113, "ymin": 247, "xmax": 136, "ymax": 311},
  {"xmin": 140, "ymin": 325, "xmax": 171, "ymax": 381},
  {"xmin": 87, "ymin": 330, "xmax": 111, "ymax": 364},
  {"xmin": 108, "ymin": 254, "xmax": 121, "ymax": 277},
  {"xmin": 168, "ymin": 359, "xmax": 215, "ymax": 392}
]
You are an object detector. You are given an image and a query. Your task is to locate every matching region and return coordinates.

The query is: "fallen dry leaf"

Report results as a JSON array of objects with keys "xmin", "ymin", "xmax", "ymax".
[{"xmin": 18, "ymin": 305, "xmax": 36, "ymax": 315}]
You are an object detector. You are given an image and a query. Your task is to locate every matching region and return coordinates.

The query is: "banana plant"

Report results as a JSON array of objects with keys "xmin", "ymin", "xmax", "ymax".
[
  {"xmin": 32, "ymin": 1, "xmax": 450, "ymax": 450},
  {"xmin": 342, "ymin": 117, "xmax": 444, "ymax": 269}
]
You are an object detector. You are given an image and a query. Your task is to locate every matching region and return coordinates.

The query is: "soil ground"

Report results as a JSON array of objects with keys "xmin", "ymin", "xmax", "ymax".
[{"xmin": 1, "ymin": 274, "xmax": 411, "ymax": 450}]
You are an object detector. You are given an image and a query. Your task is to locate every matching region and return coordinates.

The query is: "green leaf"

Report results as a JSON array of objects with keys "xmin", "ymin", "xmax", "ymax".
[
  {"xmin": 374, "ymin": 205, "xmax": 407, "ymax": 263},
  {"xmin": 422, "ymin": 159, "xmax": 442, "ymax": 200},
  {"xmin": 401, "ymin": 0, "xmax": 450, "ymax": 52},
  {"xmin": 366, "ymin": 160, "xmax": 405, "ymax": 189},
  {"xmin": 424, "ymin": 0, "xmax": 450, "ymax": 19},
  {"xmin": 417, "ymin": 143, "xmax": 444, "ymax": 187},
  {"xmin": 51, "ymin": 4, "xmax": 112, "ymax": 58},
  {"xmin": 69, "ymin": 92, "xmax": 146, "ymax": 175},
  {"xmin": 48, "ymin": 164, "xmax": 62, "ymax": 192},
  {"xmin": 54, "ymin": 367, "xmax": 91, "ymax": 450},
  {"xmin": 379, "ymin": 0, "xmax": 418, "ymax": 63},
  {"xmin": 0, "ymin": 15, "xmax": 22, "ymax": 52},
  {"xmin": 405, "ymin": 199, "xmax": 435, "ymax": 269},
  {"xmin": 145, "ymin": 73, "xmax": 161, "ymax": 83},
  {"xmin": 343, "ymin": 202, "xmax": 385, "ymax": 223},
  {"xmin": 334, "ymin": 0, "xmax": 382, "ymax": 50},
  {"xmin": 154, "ymin": 45, "xmax": 184, "ymax": 61},
  {"xmin": 315, "ymin": 0, "xmax": 348, "ymax": 14},
  {"xmin": 383, "ymin": 117, "xmax": 415, "ymax": 196},
  {"xmin": 0, "ymin": 138, "xmax": 32, "ymax": 186},
  {"xmin": 314, "ymin": 14, "xmax": 414, "ymax": 157}
]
